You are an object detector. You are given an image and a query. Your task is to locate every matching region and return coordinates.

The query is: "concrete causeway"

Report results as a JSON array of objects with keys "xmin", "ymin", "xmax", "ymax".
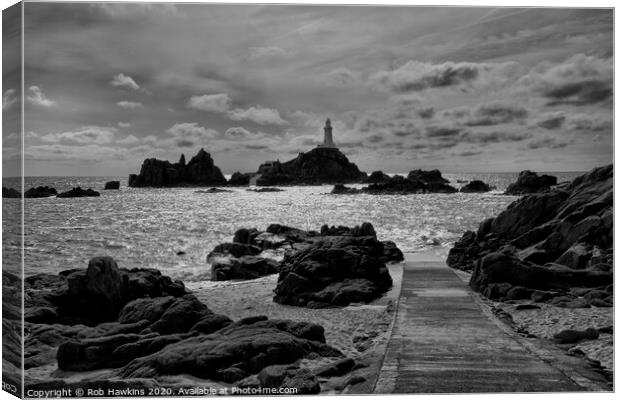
[{"xmin": 374, "ymin": 254, "xmax": 585, "ymax": 393}]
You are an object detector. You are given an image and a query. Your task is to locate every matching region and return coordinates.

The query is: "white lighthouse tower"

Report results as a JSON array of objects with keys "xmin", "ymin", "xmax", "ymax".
[{"xmin": 321, "ymin": 118, "xmax": 336, "ymax": 148}]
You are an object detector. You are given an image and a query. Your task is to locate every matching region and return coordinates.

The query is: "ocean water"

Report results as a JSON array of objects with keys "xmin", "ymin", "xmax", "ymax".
[{"xmin": 2, "ymin": 172, "xmax": 582, "ymax": 282}]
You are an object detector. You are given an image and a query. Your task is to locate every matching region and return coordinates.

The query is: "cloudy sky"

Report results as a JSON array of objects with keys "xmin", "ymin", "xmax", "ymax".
[{"xmin": 2, "ymin": 3, "xmax": 614, "ymax": 176}]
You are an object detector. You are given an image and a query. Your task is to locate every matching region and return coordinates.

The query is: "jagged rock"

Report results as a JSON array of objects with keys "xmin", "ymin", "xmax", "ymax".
[
  {"xmin": 448, "ymin": 165, "xmax": 613, "ymax": 304},
  {"xmin": 2, "ymin": 187, "xmax": 20, "ymax": 198},
  {"xmin": 24, "ymin": 186, "xmax": 57, "ymax": 198},
  {"xmin": 256, "ymin": 147, "xmax": 367, "ymax": 186},
  {"xmin": 57, "ymin": 187, "xmax": 100, "ymax": 198},
  {"xmin": 460, "ymin": 180, "xmax": 491, "ymax": 193},
  {"xmin": 228, "ymin": 172, "xmax": 251, "ymax": 186},
  {"xmin": 104, "ymin": 181, "xmax": 120, "ymax": 190},
  {"xmin": 128, "ymin": 148, "xmax": 226, "ymax": 187},
  {"xmin": 505, "ymin": 170, "xmax": 557, "ymax": 195},
  {"xmin": 274, "ymin": 235, "xmax": 393, "ymax": 308}
]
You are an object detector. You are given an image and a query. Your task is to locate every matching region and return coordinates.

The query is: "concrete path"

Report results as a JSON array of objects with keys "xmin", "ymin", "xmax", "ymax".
[{"xmin": 374, "ymin": 256, "xmax": 584, "ymax": 393}]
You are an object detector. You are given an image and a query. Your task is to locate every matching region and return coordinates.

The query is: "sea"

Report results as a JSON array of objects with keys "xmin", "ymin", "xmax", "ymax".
[{"xmin": 2, "ymin": 172, "xmax": 583, "ymax": 282}]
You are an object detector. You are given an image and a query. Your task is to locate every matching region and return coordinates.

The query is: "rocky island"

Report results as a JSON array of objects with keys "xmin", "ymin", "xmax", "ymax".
[
  {"xmin": 128, "ymin": 148, "xmax": 227, "ymax": 187},
  {"xmin": 332, "ymin": 169, "xmax": 457, "ymax": 194}
]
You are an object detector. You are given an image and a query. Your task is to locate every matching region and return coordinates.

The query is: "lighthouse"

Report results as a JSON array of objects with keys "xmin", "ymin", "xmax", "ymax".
[{"xmin": 321, "ymin": 118, "xmax": 336, "ymax": 148}]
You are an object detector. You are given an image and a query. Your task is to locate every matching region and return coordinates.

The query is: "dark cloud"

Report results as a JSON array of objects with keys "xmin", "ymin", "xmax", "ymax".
[
  {"xmin": 464, "ymin": 102, "xmax": 528, "ymax": 126},
  {"xmin": 567, "ymin": 114, "xmax": 612, "ymax": 132},
  {"xmin": 524, "ymin": 54, "xmax": 612, "ymax": 106},
  {"xmin": 426, "ymin": 125, "xmax": 463, "ymax": 138},
  {"xmin": 417, "ymin": 107, "xmax": 435, "ymax": 119},
  {"xmin": 459, "ymin": 150, "xmax": 483, "ymax": 157},
  {"xmin": 372, "ymin": 61, "xmax": 480, "ymax": 92},
  {"xmin": 460, "ymin": 131, "xmax": 531, "ymax": 144},
  {"xmin": 536, "ymin": 112, "xmax": 566, "ymax": 130}
]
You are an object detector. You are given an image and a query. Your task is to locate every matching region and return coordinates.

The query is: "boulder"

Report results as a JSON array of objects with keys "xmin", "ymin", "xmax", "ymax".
[
  {"xmin": 104, "ymin": 181, "xmax": 120, "ymax": 190},
  {"xmin": 24, "ymin": 186, "xmax": 57, "ymax": 198},
  {"xmin": 2, "ymin": 187, "xmax": 20, "ymax": 198},
  {"xmin": 407, "ymin": 169, "xmax": 449, "ymax": 185},
  {"xmin": 57, "ymin": 187, "xmax": 100, "ymax": 198},
  {"xmin": 274, "ymin": 235, "xmax": 393, "ymax": 307},
  {"xmin": 128, "ymin": 148, "xmax": 226, "ymax": 187},
  {"xmin": 460, "ymin": 180, "xmax": 491, "ymax": 193},
  {"xmin": 505, "ymin": 170, "xmax": 557, "ymax": 195},
  {"xmin": 331, "ymin": 184, "xmax": 360, "ymax": 194},
  {"xmin": 553, "ymin": 328, "xmax": 599, "ymax": 344}
]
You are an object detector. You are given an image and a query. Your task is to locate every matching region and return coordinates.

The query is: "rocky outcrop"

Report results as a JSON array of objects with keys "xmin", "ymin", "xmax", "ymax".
[
  {"xmin": 256, "ymin": 147, "xmax": 367, "ymax": 186},
  {"xmin": 365, "ymin": 171, "xmax": 391, "ymax": 184},
  {"xmin": 460, "ymin": 180, "xmax": 491, "ymax": 193},
  {"xmin": 207, "ymin": 223, "xmax": 403, "ymax": 284},
  {"xmin": 505, "ymin": 170, "xmax": 557, "ymax": 195},
  {"xmin": 24, "ymin": 186, "xmax": 57, "ymax": 198},
  {"xmin": 104, "ymin": 181, "xmax": 120, "ymax": 190},
  {"xmin": 195, "ymin": 188, "xmax": 232, "ymax": 193},
  {"xmin": 228, "ymin": 172, "xmax": 252, "ymax": 186},
  {"xmin": 2, "ymin": 187, "xmax": 20, "ymax": 198},
  {"xmin": 128, "ymin": 149, "xmax": 226, "ymax": 187},
  {"xmin": 447, "ymin": 165, "xmax": 613, "ymax": 307},
  {"xmin": 57, "ymin": 187, "xmax": 100, "ymax": 198},
  {"xmin": 23, "ymin": 257, "xmax": 342, "ymax": 393},
  {"xmin": 273, "ymin": 223, "xmax": 395, "ymax": 308},
  {"xmin": 332, "ymin": 170, "xmax": 457, "ymax": 195}
]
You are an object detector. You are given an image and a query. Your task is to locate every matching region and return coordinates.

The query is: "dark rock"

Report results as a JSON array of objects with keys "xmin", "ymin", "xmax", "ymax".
[
  {"xmin": 119, "ymin": 318, "xmax": 341, "ymax": 381},
  {"xmin": 211, "ymin": 256, "xmax": 280, "ymax": 281},
  {"xmin": 320, "ymin": 222, "xmax": 376, "ymax": 237},
  {"xmin": 2, "ymin": 187, "xmax": 20, "ymax": 198},
  {"xmin": 331, "ymin": 184, "xmax": 360, "ymax": 194},
  {"xmin": 406, "ymin": 169, "xmax": 449, "ymax": 185},
  {"xmin": 247, "ymin": 187, "xmax": 284, "ymax": 192},
  {"xmin": 553, "ymin": 328, "xmax": 599, "ymax": 344},
  {"xmin": 57, "ymin": 187, "xmax": 100, "ymax": 198},
  {"xmin": 24, "ymin": 186, "xmax": 57, "ymax": 198},
  {"xmin": 128, "ymin": 148, "xmax": 226, "ymax": 187},
  {"xmin": 598, "ymin": 325, "xmax": 613, "ymax": 334},
  {"xmin": 365, "ymin": 171, "xmax": 391, "ymax": 184},
  {"xmin": 505, "ymin": 286, "xmax": 533, "ymax": 300},
  {"xmin": 207, "ymin": 242, "xmax": 262, "ymax": 260},
  {"xmin": 256, "ymin": 147, "xmax": 367, "ymax": 186},
  {"xmin": 274, "ymin": 235, "xmax": 392, "ymax": 307},
  {"xmin": 104, "ymin": 181, "xmax": 120, "ymax": 190},
  {"xmin": 449, "ymin": 165, "xmax": 613, "ymax": 303},
  {"xmin": 515, "ymin": 304, "xmax": 541, "ymax": 310},
  {"xmin": 460, "ymin": 180, "xmax": 491, "ymax": 193},
  {"xmin": 505, "ymin": 170, "xmax": 557, "ymax": 195},
  {"xmin": 381, "ymin": 240, "xmax": 404, "ymax": 263},
  {"xmin": 228, "ymin": 172, "xmax": 251, "ymax": 186}
]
